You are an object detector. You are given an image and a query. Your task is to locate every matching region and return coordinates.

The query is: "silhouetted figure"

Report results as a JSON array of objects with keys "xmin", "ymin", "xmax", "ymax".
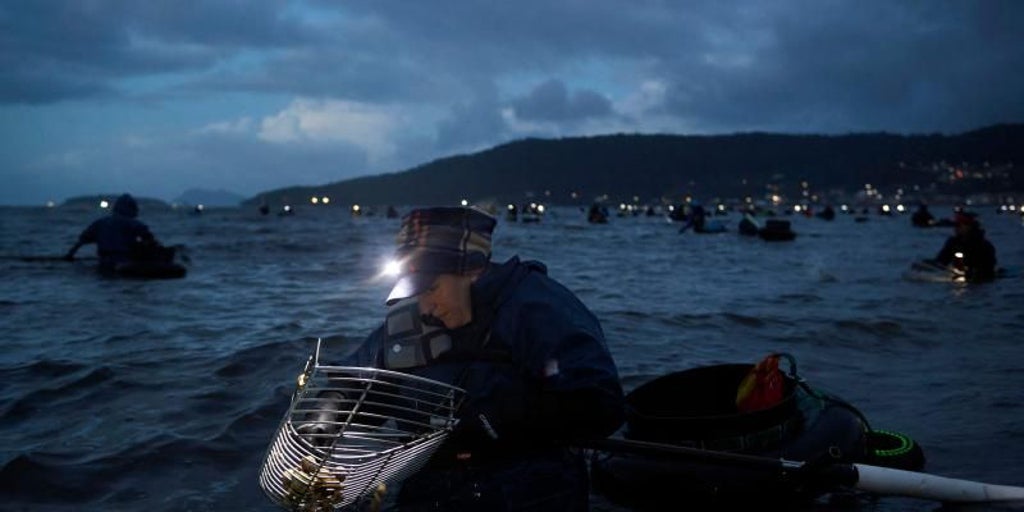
[
  {"xmin": 679, "ymin": 202, "xmax": 707, "ymax": 233},
  {"xmin": 64, "ymin": 194, "xmax": 174, "ymax": 274},
  {"xmin": 588, "ymin": 203, "xmax": 609, "ymax": 224},
  {"xmin": 911, "ymin": 204, "xmax": 935, "ymax": 228},
  {"xmin": 816, "ymin": 205, "xmax": 836, "ymax": 221},
  {"xmin": 738, "ymin": 211, "xmax": 760, "ymax": 236},
  {"xmin": 668, "ymin": 204, "xmax": 687, "ymax": 222},
  {"xmin": 929, "ymin": 212, "xmax": 997, "ymax": 281},
  {"xmin": 506, "ymin": 203, "xmax": 518, "ymax": 222},
  {"xmin": 520, "ymin": 202, "xmax": 543, "ymax": 223},
  {"xmin": 386, "ymin": 205, "xmax": 399, "ymax": 219}
]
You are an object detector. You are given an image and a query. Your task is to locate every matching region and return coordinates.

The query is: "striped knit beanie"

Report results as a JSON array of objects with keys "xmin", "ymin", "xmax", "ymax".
[{"xmin": 386, "ymin": 206, "xmax": 496, "ymax": 305}]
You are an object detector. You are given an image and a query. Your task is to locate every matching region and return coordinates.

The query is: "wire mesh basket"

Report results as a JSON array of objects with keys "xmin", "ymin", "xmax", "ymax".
[{"xmin": 259, "ymin": 340, "xmax": 465, "ymax": 511}]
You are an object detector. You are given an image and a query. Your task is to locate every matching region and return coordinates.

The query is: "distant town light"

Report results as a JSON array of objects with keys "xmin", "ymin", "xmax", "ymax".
[
  {"xmin": 46, "ymin": 201, "xmax": 55, "ymax": 208},
  {"xmin": 311, "ymin": 196, "xmax": 319, "ymax": 204},
  {"xmin": 461, "ymin": 199, "xmax": 469, "ymax": 206},
  {"xmin": 322, "ymin": 196, "xmax": 330, "ymax": 204},
  {"xmin": 352, "ymin": 204, "xmax": 361, "ymax": 212},
  {"xmin": 896, "ymin": 204, "xmax": 905, "ymax": 213},
  {"xmin": 100, "ymin": 200, "xmax": 109, "ymax": 209}
]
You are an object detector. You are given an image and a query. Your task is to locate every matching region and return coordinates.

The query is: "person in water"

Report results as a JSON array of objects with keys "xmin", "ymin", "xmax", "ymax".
[
  {"xmin": 679, "ymin": 201, "xmax": 707, "ymax": 233},
  {"xmin": 911, "ymin": 203, "xmax": 935, "ymax": 227},
  {"xmin": 587, "ymin": 202, "xmax": 609, "ymax": 224},
  {"xmin": 64, "ymin": 194, "xmax": 172, "ymax": 273},
  {"xmin": 340, "ymin": 206, "xmax": 625, "ymax": 511},
  {"xmin": 738, "ymin": 208, "xmax": 761, "ymax": 236},
  {"xmin": 929, "ymin": 212, "xmax": 997, "ymax": 281}
]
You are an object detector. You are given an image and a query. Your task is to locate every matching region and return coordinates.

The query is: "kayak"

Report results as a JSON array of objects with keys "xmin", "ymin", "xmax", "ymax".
[{"xmin": 589, "ymin": 356, "xmax": 924, "ymax": 508}]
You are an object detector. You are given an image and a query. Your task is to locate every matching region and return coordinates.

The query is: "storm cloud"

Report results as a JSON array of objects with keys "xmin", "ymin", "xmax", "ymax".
[{"xmin": 1, "ymin": 0, "xmax": 1022, "ymax": 204}]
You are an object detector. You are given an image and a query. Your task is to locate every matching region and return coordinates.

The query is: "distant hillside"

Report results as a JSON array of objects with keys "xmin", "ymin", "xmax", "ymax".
[{"xmin": 245, "ymin": 124, "xmax": 1024, "ymax": 209}]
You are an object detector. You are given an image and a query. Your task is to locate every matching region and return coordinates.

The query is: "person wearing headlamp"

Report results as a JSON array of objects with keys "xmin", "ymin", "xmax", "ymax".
[
  {"xmin": 342, "ymin": 205, "xmax": 625, "ymax": 511},
  {"xmin": 930, "ymin": 211, "xmax": 997, "ymax": 281}
]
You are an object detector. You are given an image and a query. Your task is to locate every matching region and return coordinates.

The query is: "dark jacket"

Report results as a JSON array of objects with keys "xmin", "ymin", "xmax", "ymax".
[
  {"xmin": 70, "ymin": 194, "xmax": 157, "ymax": 271},
  {"xmin": 344, "ymin": 256, "xmax": 625, "ymax": 511},
  {"xmin": 934, "ymin": 230, "xmax": 997, "ymax": 281}
]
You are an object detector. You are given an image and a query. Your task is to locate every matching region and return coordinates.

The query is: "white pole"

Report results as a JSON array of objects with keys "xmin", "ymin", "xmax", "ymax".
[{"xmin": 853, "ymin": 464, "xmax": 1024, "ymax": 503}]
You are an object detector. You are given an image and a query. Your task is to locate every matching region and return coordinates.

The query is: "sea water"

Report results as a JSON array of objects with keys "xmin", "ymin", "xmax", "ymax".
[{"xmin": 1, "ymin": 204, "xmax": 1022, "ymax": 512}]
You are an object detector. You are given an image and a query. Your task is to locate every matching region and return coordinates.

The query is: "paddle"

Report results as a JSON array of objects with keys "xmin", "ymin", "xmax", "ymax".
[{"xmin": 574, "ymin": 437, "xmax": 1024, "ymax": 504}]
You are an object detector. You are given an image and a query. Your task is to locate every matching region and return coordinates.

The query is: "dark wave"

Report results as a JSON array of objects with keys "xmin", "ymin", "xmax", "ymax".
[
  {"xmin": 833, "ymin": 319, "xmax": 904, "ymax": 338},
  {"xmin": 2, "ymin": 364, "xmax": 118, "ymax": 422}
]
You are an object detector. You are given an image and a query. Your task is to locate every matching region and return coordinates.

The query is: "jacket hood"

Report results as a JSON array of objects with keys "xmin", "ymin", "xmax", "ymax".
[{"xmin": 113, "ymin": 194, "xmax": 139, "ymax": 218}]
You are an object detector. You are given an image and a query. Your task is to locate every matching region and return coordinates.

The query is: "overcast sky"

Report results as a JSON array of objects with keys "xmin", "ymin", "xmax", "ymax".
[{"xmin": 2, "ymin": 1, "xmax": 1022, "ymax": 205}]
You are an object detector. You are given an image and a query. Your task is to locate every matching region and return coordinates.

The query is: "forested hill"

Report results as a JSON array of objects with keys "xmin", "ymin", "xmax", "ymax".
[{"xmin": 248, "ymin": 123, "xmax": 1024, "ymax": 208}]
